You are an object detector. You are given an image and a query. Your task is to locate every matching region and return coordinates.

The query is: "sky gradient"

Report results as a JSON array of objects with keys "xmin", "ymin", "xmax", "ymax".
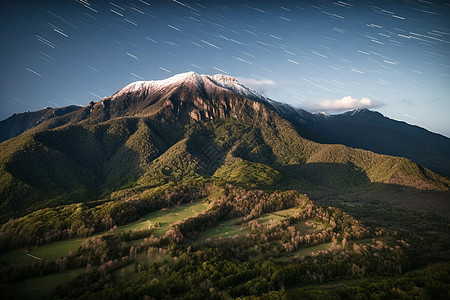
[{"xmin": 1, "ymin": 0, "xmax": 449, "ymax": 136}]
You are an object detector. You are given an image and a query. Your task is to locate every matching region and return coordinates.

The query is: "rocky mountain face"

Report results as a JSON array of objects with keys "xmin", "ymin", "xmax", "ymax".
[{"xmin": 0, "ymin": 72, "xmax": 448, "ymax": 221}]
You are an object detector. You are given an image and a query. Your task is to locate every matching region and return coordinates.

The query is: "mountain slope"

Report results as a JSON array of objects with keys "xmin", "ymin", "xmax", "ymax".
[
  {"xmin": 1, "ymin": 73, "xmax": 447, "ymax": 178},
  {"xmin": 220, "ymin": 96, "xmax": 450, "ymax": 177},
  {"xmin": 310, "ymin": 108, "xmax": 450, "ymax": 177},
  {"xmin": 0, "ymin": 72, "xmax": 448, "ymax": 222},
  {"xmin": 0, "ymin": 105, "xmax": 81, "ymax": 143}
]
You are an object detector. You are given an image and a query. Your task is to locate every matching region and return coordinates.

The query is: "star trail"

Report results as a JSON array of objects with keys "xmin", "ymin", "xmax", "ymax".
[{"xmin": 1, "ymin": 0, "xmax": 449, "ymax": 136}]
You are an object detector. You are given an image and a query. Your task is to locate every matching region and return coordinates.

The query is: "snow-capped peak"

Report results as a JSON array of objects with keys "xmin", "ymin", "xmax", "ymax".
[
  {"xmin": 206, "ymin": 74, "xmax": 265, "ymax": 100},
  {"xmin": 113, "ymin": 71, "xmax": 268, "ymax": 102},
  {"xmin": 350, "ymin": 108, "xmax": 369, "ymax": 116},
  {"xmin": 114, "ymin": 71, "xmax": 203, "ymax": 97}
]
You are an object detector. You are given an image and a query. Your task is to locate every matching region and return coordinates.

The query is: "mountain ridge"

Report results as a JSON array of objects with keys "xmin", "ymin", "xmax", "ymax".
[
  {"xmin": 2, "ymin": 72, "xmax": 448, "ymax": 178},
  {"xmin": 0, "ymin": 105, "xmax": 82, "ymax": 143},
  {"xmin": 306, "ymin": 108, "xmax": 450, "ymax": 176},
  {"xmin": 0, "ymin": 72, "xmax": 448, "ymax": 222},
  {"xmin": 0, "ymin": 72, "xmax": 448, "ymax": 177}
]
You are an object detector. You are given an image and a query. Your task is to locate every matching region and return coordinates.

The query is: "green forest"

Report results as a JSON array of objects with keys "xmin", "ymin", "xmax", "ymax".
[
  {"xmin": 0, "ymin": 107, "xmax": 449, "ymax": 299},
  {"xmin": 0, "ymin": 178, "xmax": 448, "ymax": 299}
]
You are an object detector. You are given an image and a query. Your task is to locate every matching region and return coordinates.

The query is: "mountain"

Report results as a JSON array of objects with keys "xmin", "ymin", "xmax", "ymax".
[
  {"xmin": 262, "ymin": 104, "xmax": 450, "ymax": 177},
  {"xmin": 0, "ymin": 72, "xmax": 448, "ymax": 222},
  {"xmin": 2, "ymin": 72, "xmax": 448, "ymax": 177},
  {"xmin": 0, "ymin": 105, "xmax": 81, "ymax": 143},
  {"xmin": 309, "ymin": 108, "xmax": 450, "ymax": 177},
  {"xmin": 1, "ymin": 72, "xmax": 449, "ymax": 299},
  {"xmin": 0, "ymin": 72, "xmax": 450, "ymax": 176}
]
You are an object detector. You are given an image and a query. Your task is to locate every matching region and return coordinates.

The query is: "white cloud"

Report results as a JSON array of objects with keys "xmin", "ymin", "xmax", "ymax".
[
  {"xmin": 316, "ymin": 96, "xmax": 381, "ymax": 111},
  {"xmin": 237, "ymin": 77, "xmax": 275, "ymax": 91}
]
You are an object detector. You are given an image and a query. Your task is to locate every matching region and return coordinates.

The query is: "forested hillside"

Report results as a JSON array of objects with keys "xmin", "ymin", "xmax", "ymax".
[
  {"xmin": 0, "ymin": 72, "xmax": 448, "ymax": 299},
  {"xmin": 1, "ymin": 105, "xmax": 447, "ymax": 222}
]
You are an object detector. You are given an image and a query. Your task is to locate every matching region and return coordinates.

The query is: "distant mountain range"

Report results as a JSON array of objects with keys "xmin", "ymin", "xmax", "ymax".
[
  {"xmin": 0, "ymin": 105, "xmax": 81, "ymax": 143},
  {"xmin": 268, "ymin": 105, "xmax": 450, "ymax": 177},
  {"xmin": 0, "ymin": 72, "xmax": 448, "ymax": 221},
  {"xmin": 309, "ymin": 109, "xmax": 450, "ymax": 177}
]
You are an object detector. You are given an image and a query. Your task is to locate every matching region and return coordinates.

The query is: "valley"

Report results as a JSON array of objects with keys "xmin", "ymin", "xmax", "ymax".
[{"xmin": 1, "ymin": 179, "xmax": 448, "ymax": 299}]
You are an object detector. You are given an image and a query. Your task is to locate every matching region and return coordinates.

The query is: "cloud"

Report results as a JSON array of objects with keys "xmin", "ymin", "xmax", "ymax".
[
  {"xmin": 237, "ymin": 77, "xmax": 275, "ymax": 94},
  {"xmin": 315, "ymin": 96, "xmax": 382, "ymax": 111}
]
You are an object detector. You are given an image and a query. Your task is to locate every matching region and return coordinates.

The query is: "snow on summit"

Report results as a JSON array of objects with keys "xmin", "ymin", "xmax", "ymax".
[
  {"xmin": 115, "ymin": 71, "xmax": 203, "ymax": 96},
  {"xmin": 113, "ymin": 71, "xmax": 265, "ymax": 101}
]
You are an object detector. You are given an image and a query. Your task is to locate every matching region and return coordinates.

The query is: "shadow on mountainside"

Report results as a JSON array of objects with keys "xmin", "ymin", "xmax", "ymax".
[
  {"xmin": 1, "ymin": 122, "xmax": 144, "ymax": 221},
  {"xmin": 279, "ymin": 162, "xmax": 371, "ymax": 189},
  {"xmin": 305, "ymin": 183, "xmax": 450, "ymax": 217}
]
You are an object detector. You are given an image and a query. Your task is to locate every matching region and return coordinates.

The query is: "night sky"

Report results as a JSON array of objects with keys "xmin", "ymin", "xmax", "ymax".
[{"xmin": 1, "ymin": 0, "xmax": 449, "ymax": 136}]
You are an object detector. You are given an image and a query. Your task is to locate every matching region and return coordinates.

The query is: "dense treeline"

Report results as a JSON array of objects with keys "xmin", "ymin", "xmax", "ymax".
[
  {"xmin": 53, "ymin": 239, "xmax": 412, "ymax": 299},
  {"xmin": 289, "ymin": 262, "xmax": 450, "ymax": 300}
]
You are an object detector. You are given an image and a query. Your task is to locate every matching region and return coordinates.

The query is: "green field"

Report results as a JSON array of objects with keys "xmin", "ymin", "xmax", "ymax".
[
  {"xmin": 197, "ymin": 219, "xmax": 247, "ymax": 242},
  {"xmin": 276, "ymin": 237, "xmax": 383, "ymax": 262},
  {"xmin": 275, "ymin": 242, "xmax": 333, "ymax": 262},
  {"xmin": 293, "ymin": 242, "xmax": 333, "ymax": 257},
  {"xmin": 293, "ymin": 220, "xmax": 315, "ymax": 234},
  {"xmin": 0, "ymin": 238, "xmax": 86, "ymax": 265},
  {"xmin": 116, "ymin": 200, "xmax": 209, "ymax": 236},
  {"xmin": 256, "ymin": 213, "xmax": 287, "ymax": 224},
  {"xmin": 271, "ymin": 206, "xmax": 304, "ymax": 217}
]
